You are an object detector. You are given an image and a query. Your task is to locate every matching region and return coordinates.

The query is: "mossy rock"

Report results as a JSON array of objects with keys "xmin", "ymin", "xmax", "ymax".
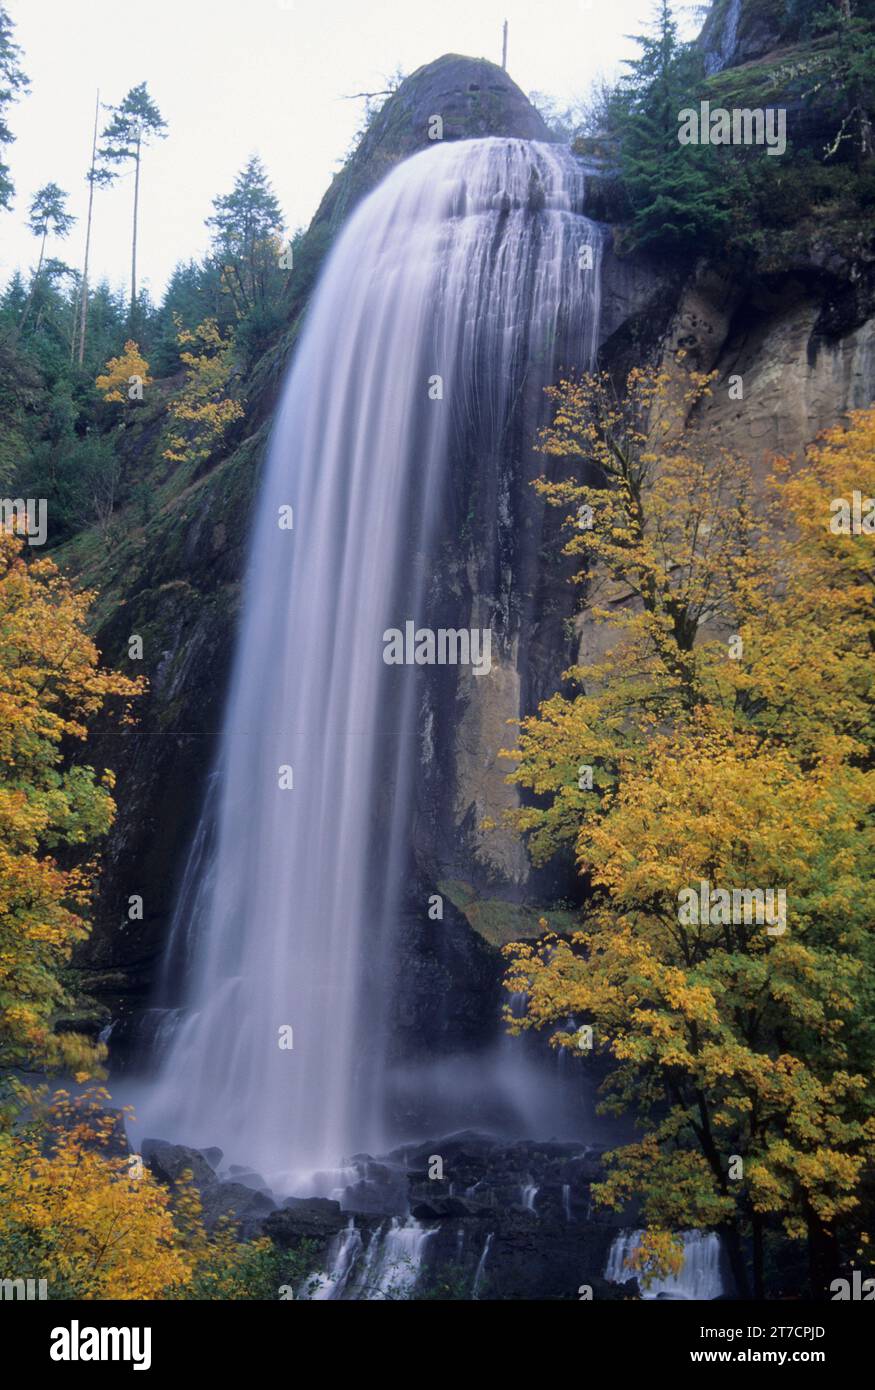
[{"xmin": 438, "ymin": 879, "xmax": 578, "ymax": 948}]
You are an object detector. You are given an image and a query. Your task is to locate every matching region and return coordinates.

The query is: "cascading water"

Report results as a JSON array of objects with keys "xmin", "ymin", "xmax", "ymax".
[
  {"xmin": 520, "ymin": 1182, "xmax": 539, "ymax": 1213},
  {"xmin": 703, "ymin": 0, "xmax": 742, "ymax": 74},
  {"xmin": 361, "ymin": 1218, "xmax": 437, "ymax": 1300},
  {"xmin": 140, "ymin": 136, "xmax": 603, "ymax": 1187},
  {"xmin": 472, "ymin": 1232, "xmax": 494, "ymax": 1298},
  {"xmin": 605, "ymin": 1231, "xmax": 726, "ymax": 1300},
  {"xmin": 307, "ymin": 1219, "xmax": 363, "ymax": 1300}
]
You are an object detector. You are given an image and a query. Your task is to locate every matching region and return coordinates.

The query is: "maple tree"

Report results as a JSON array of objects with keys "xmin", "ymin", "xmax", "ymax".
[
  {"xmin": 95, "ymin": 340, "xmax": 152, "ymax": 403},
  {"xmin": 0, "ymin": 528, "xmax": 143, "ymax": 1114},
  {"xmin": 501, "ymin": 373, "xmax": 875, "ymax": 1297},
  {"xmin": 0, "ymin": 1089, "xmax": 282, "ymax": 1298},
  {"xmin": 162, "ymin": 317, "xmax": 243, "ymax": 467}
]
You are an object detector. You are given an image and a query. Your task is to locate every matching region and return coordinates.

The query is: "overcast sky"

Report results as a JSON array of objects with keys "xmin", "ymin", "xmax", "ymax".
[{"xmin": 1, "ymin": 0, "xmax": 704, "ymax": 300}]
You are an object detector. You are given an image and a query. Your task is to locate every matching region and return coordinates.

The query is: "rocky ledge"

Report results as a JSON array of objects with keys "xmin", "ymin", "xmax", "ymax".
[{"xmin": 137, "ymin": 1128, "xmax": 638, "ymax": 1300}]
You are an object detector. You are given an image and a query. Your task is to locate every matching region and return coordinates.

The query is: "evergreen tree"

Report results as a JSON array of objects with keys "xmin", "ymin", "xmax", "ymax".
[
  {"xmin": 153, "ymin": 259, "xmax": 225, "ymax": 373},
  {"xmin": 75, "ymin": 90, "xmax": 114, "ymax": 366},
  {"xmin": 99, "ymin": 83, "xmax": 168, "ymax": 330},
  {"xmin": 823, "ymin": 0, "xmax": 875, "ymax": 160},
  {"xmin": 206, "ymin": 156, "xmax": 284, "ymax": 321},
  {"xmin": 0, "ymin": 4, "xmax": 28, "ymax": 210},
  {"xmin": 617, "ymin": 0, "xmax": 728, "ymax": 250},
  {"xmin": 19, "ymin": 184, "xmax": 75, "ymax": 333}
]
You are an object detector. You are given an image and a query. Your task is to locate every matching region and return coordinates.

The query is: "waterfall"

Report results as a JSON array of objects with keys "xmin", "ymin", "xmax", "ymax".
[
  {"xmin": 472, "ymin": 1232, "xmax": 494, "ymax": 1298},
  {"xmin": 521, "ymin": 1183, "xmax": 539, "ymax": 1213},
  {"xmin": 303, "ymin": 1216, "xmax": 434, "ymax": 1300},
  {"xmin": 605, "ymin": 1231, "xmax": 725, "ymax": 1300},
  {"xmin": 306, "ymin": 1219, "xmax": 363, "ymax": 1300},
  {"xmin": 360, "ymin": 1218, "xmax": 436, "ymax": 1300},
  {"xmin": 140, "ymin": 136, "xmax": 603, "ymax": 1186},
  {"xmin": 703, "ymin": 0, "xmax": 742, "ymax": 75},
  {"xmin": 562, "ymin": 1183, "xmax": 572, "ymax": 1222}
]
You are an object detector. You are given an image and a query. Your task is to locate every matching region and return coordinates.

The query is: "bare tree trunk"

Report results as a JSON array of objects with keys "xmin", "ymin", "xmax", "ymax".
[
  {"xmin": 77, "ymin": 89, "xmax": 100, "ymax": 366},
  {"xmin": 720, "ymin": 1220, "xmax": 751, "ymax": 1299},
  {"xmin": 807, "ymin": 1209, "xmax": 840, "ymax": 1300},
  {"xmin": 752, "ymin": 1213, "xmax": 765, "ymax": 1299},
  {"xmin": 19, "ymin": 230, "xmax": 47, "ymax": 335},
  {"xmin": 130, "ymin": 127, "xmax": 141, "ymax": 330}
]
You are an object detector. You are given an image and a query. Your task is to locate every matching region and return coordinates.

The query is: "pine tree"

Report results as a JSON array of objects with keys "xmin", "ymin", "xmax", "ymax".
[
  {"xmin": 74, "ymin": 90, "xmax": 114, "ymax": 366},
  {"xmin": 206, "ymin": 156, "xmax": 284, "ymax": 320},
  {"xmin": 19, "ymin": 184, "xmax": 75, "ymax": 334},
  {"xmin": 0, "ymin": 4, "xmax": 28, "ymax": 211},
  {"xmin": 99, "ymin": 83, "xmax": 168, "ymax": 330},
  {"xmin": 617, "ymin": 0, "xmax": 728, "ymax": 250}
]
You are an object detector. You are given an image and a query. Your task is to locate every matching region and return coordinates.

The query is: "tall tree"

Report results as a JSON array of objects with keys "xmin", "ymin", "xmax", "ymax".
[
  {"xmin": 74, "ymin": 90, "xmax": 113, "ymax": 366},
  {"xmin": 0, "ymin": 4, "xmax": 28, "ymax": 211},
  {"xmin": 206, "ymin": 155, "xmax": 284, "ymax": 320},
  {"xmin": 19, "ymin": 183, "xmax": 75, "ymax": 334},
  {"xmin": 99, "ymin": 82, "xmax": 167, "ymax": 329}
]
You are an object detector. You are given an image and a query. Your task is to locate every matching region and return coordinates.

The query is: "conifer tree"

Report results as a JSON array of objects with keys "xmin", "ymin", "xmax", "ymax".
[
  {"xmin": 206, "ymin": 156, "xmax": 284, "ymax": 319},
  {"xmin": 100, "ymin": 82, "xmax": 168, "ymax": 330},
  {"xmin": 616, "ymin": 0, "xmax": 728, "ymax": 250},
  {"xmin": 19, "ymin": 183, "xmax": 75, "ymax": 333},
  {"xmin": 0, "ymin": 4, "xmax": 28, "ymax": 211}
]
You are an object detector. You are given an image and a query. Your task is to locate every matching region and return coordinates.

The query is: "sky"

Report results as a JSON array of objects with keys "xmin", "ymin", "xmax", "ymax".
[{"xmin": 1, "ymin": 0, "xmax": 705, "ymax": 300}]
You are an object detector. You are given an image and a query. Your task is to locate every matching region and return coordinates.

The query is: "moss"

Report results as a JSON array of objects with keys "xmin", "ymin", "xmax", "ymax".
[
  {"xmin": 438, "ymin": 879, "xmax": 578, "ymax": 948},
  {"xmin": 702, "ymin": 35, "xmax": 838, "ymax": 107}
]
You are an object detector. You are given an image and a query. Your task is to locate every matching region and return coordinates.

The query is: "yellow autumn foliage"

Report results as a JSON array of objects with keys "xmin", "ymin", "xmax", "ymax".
[
  {"xmin": 501, "ymin": 371, "xmax": 875, "ymax": 1294},
  {"xmin": 0, "ymin": 1089, "xmax": 280, "ymax": 1300},
  {"xmin": 163, "ymin": 317, "xmax": 243, "ymax": 467},
  {"xmin": 0, "ymin": 530, "xmax": 144, "ymax": 1100},
  {"xmin": 95, "ymin": 341, "xmax": 152, "ymax": 403}
]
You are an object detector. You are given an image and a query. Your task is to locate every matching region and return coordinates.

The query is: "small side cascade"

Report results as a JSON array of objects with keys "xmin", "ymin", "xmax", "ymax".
[
  {"xmin": 306, "ymin": 1219, "xmax": 363, "ymax": 1300},
  {"xmin": 362, "ymin": 1217, "xmax": 437, "ymax": 1300},
  {"xmin": 472, "ymin": 1232, "xmax": 494, "ymax": 1298},
  {"xmin": 305, "ymin": 1215, "xmax": 436, "ymax": 1300},
  {"xmin": 605, "ymin": 1230, "xmax": 725, "ymax": 1300}
]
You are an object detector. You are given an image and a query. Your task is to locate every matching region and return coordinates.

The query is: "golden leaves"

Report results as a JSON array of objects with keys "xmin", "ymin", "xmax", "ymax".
[
  {"xmin": 0, "ymin": 531, "xmax": 144, "ymax": 1077},
  {"xmin": 500, "ymin": 373, "xmax": 875, "ymax": 1256},
  {"xmin": 95, "ymin": 341, "xmax": 152, "ymax": 403}
]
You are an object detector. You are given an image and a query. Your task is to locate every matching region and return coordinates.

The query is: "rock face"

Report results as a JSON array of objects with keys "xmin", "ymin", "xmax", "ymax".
[
  {"xmin": 141, "ymin": 1138, "xmax": 277, "ymax": 1238},
  {"xmin": 312, "ymin": 54, "xmax": 555, "ymax": 237},
  {"xmin": 69, "ymin": 43, "xmax": 875, "ymax": 1078},
  {"xmin": 699, "ymin": 0, "xmax": 788, "ymax": 75}
]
